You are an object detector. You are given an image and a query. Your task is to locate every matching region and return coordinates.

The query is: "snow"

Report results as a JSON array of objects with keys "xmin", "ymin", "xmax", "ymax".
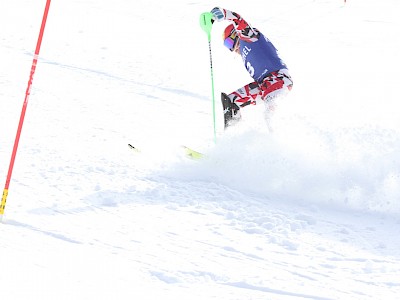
[{"xmin": 1, "ymin": 0, "xmax": 400, "ymax": 299}]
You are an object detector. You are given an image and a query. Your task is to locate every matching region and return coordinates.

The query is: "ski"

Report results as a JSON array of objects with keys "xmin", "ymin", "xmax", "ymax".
[
  {"xmin": 181, "ymin": 146, "xmax": 204, "ymax": 159},
  {"xmin": 128, "ymin": 143, "xmax": 140, "ymax": 153},
  {"xmin": 128, "ymin": 144, "xmax": 204, "ymax": 159}
]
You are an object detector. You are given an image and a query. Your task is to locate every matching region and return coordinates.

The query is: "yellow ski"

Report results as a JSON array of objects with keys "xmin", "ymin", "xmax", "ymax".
[
  {"xmin": 128, "ymin": 144, "xmax": 204, "ymax": 159},
  {"xmin": 181, "ymin": 146, "xmax": 204, "ymax": 160}
]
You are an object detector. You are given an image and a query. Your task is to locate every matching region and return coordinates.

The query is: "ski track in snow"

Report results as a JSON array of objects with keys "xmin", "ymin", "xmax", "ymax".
[{"xmin": 1, "ymin": 0, "xmax": 400, "ymax": 299}]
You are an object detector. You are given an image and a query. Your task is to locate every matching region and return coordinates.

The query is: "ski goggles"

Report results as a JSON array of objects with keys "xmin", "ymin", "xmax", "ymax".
[{"xmin": 224, "ymin": 32, "xmax": 238, "ymax": 51}]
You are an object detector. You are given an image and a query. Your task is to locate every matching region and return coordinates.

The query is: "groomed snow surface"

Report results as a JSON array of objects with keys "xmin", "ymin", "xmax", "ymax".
[{"xmin": 1, "ymin": 0, "xmax": 399, "ymax": 299}]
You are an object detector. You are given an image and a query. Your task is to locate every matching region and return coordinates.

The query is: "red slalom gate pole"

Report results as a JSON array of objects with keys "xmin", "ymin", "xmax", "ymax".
[{"xmin": 0, "ymin": 0, "xmax": 52, "ymax": 222}]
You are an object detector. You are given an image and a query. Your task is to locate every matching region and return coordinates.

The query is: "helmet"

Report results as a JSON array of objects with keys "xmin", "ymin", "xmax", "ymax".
[
  {"xmin": 222, "ymin": 24, "xmax": 238, "ymax": 51},
  {"xmin": 223, "ymin": 24, "xmax": 235, "ymax": 40}
]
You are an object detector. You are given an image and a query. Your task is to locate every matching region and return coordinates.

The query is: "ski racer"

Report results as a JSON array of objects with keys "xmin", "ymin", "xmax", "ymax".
[{"xmin": 210, "ymin": 7, "xmax": 293, "ymax": 128}]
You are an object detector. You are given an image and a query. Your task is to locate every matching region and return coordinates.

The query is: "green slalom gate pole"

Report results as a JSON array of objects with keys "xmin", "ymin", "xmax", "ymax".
[{"xmin": 199, "ymin": 12, "xmax": 217, "ymax": 144}]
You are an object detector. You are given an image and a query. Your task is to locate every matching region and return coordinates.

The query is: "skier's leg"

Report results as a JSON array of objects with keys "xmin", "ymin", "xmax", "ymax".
[
  {"xmin": 259, "ymin": 69, "xmax": 293, "ymax": 131},
  {"xmin": 222, "ymin": 81, "xmax": 261, "ymax": 128},
  {"xmin": 259, "ymin": 69, "xmax": 293, "ymax": 104}
]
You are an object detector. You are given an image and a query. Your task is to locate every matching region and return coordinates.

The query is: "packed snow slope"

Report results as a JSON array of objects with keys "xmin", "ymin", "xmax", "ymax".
[{"xmin": 1, "ymin": 0, "xmax": 399, "ymax": 299}]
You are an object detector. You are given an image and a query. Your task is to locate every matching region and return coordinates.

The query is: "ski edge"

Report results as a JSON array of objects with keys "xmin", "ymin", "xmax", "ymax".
[{"xmin": 128, "ymin": 143, "xmax": 140, "ymax": 153}]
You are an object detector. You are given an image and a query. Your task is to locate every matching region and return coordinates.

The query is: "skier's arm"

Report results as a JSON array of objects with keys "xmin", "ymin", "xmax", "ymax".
[{"xmin": 211, "ymin": 7, "xmax": 260, "ymax": 42}]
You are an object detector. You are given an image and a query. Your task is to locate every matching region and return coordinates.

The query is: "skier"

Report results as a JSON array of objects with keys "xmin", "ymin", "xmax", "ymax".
[{"xmin": 210, "ymin": 7, "xmax": 293, "ymax": 128}]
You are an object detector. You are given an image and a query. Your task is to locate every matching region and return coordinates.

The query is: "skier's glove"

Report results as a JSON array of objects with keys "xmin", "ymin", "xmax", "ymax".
[{"xmin": 211, "ymin": 7, "xmax": 225, "ymax": 22}]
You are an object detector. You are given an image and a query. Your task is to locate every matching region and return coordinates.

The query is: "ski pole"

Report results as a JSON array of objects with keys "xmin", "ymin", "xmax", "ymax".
[
  {"xmin": 199, "ymin": 12, "xmax": 217, "ymax": 143},
  {"xmin": 1, "ymin": 0, "xmax": 52, "ymax": 223}
]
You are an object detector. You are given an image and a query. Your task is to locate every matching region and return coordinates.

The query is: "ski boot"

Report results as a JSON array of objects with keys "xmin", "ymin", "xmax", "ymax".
[{"xmin": 221, "ymin": 93, "xmax": 241, "ymax": 129}]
